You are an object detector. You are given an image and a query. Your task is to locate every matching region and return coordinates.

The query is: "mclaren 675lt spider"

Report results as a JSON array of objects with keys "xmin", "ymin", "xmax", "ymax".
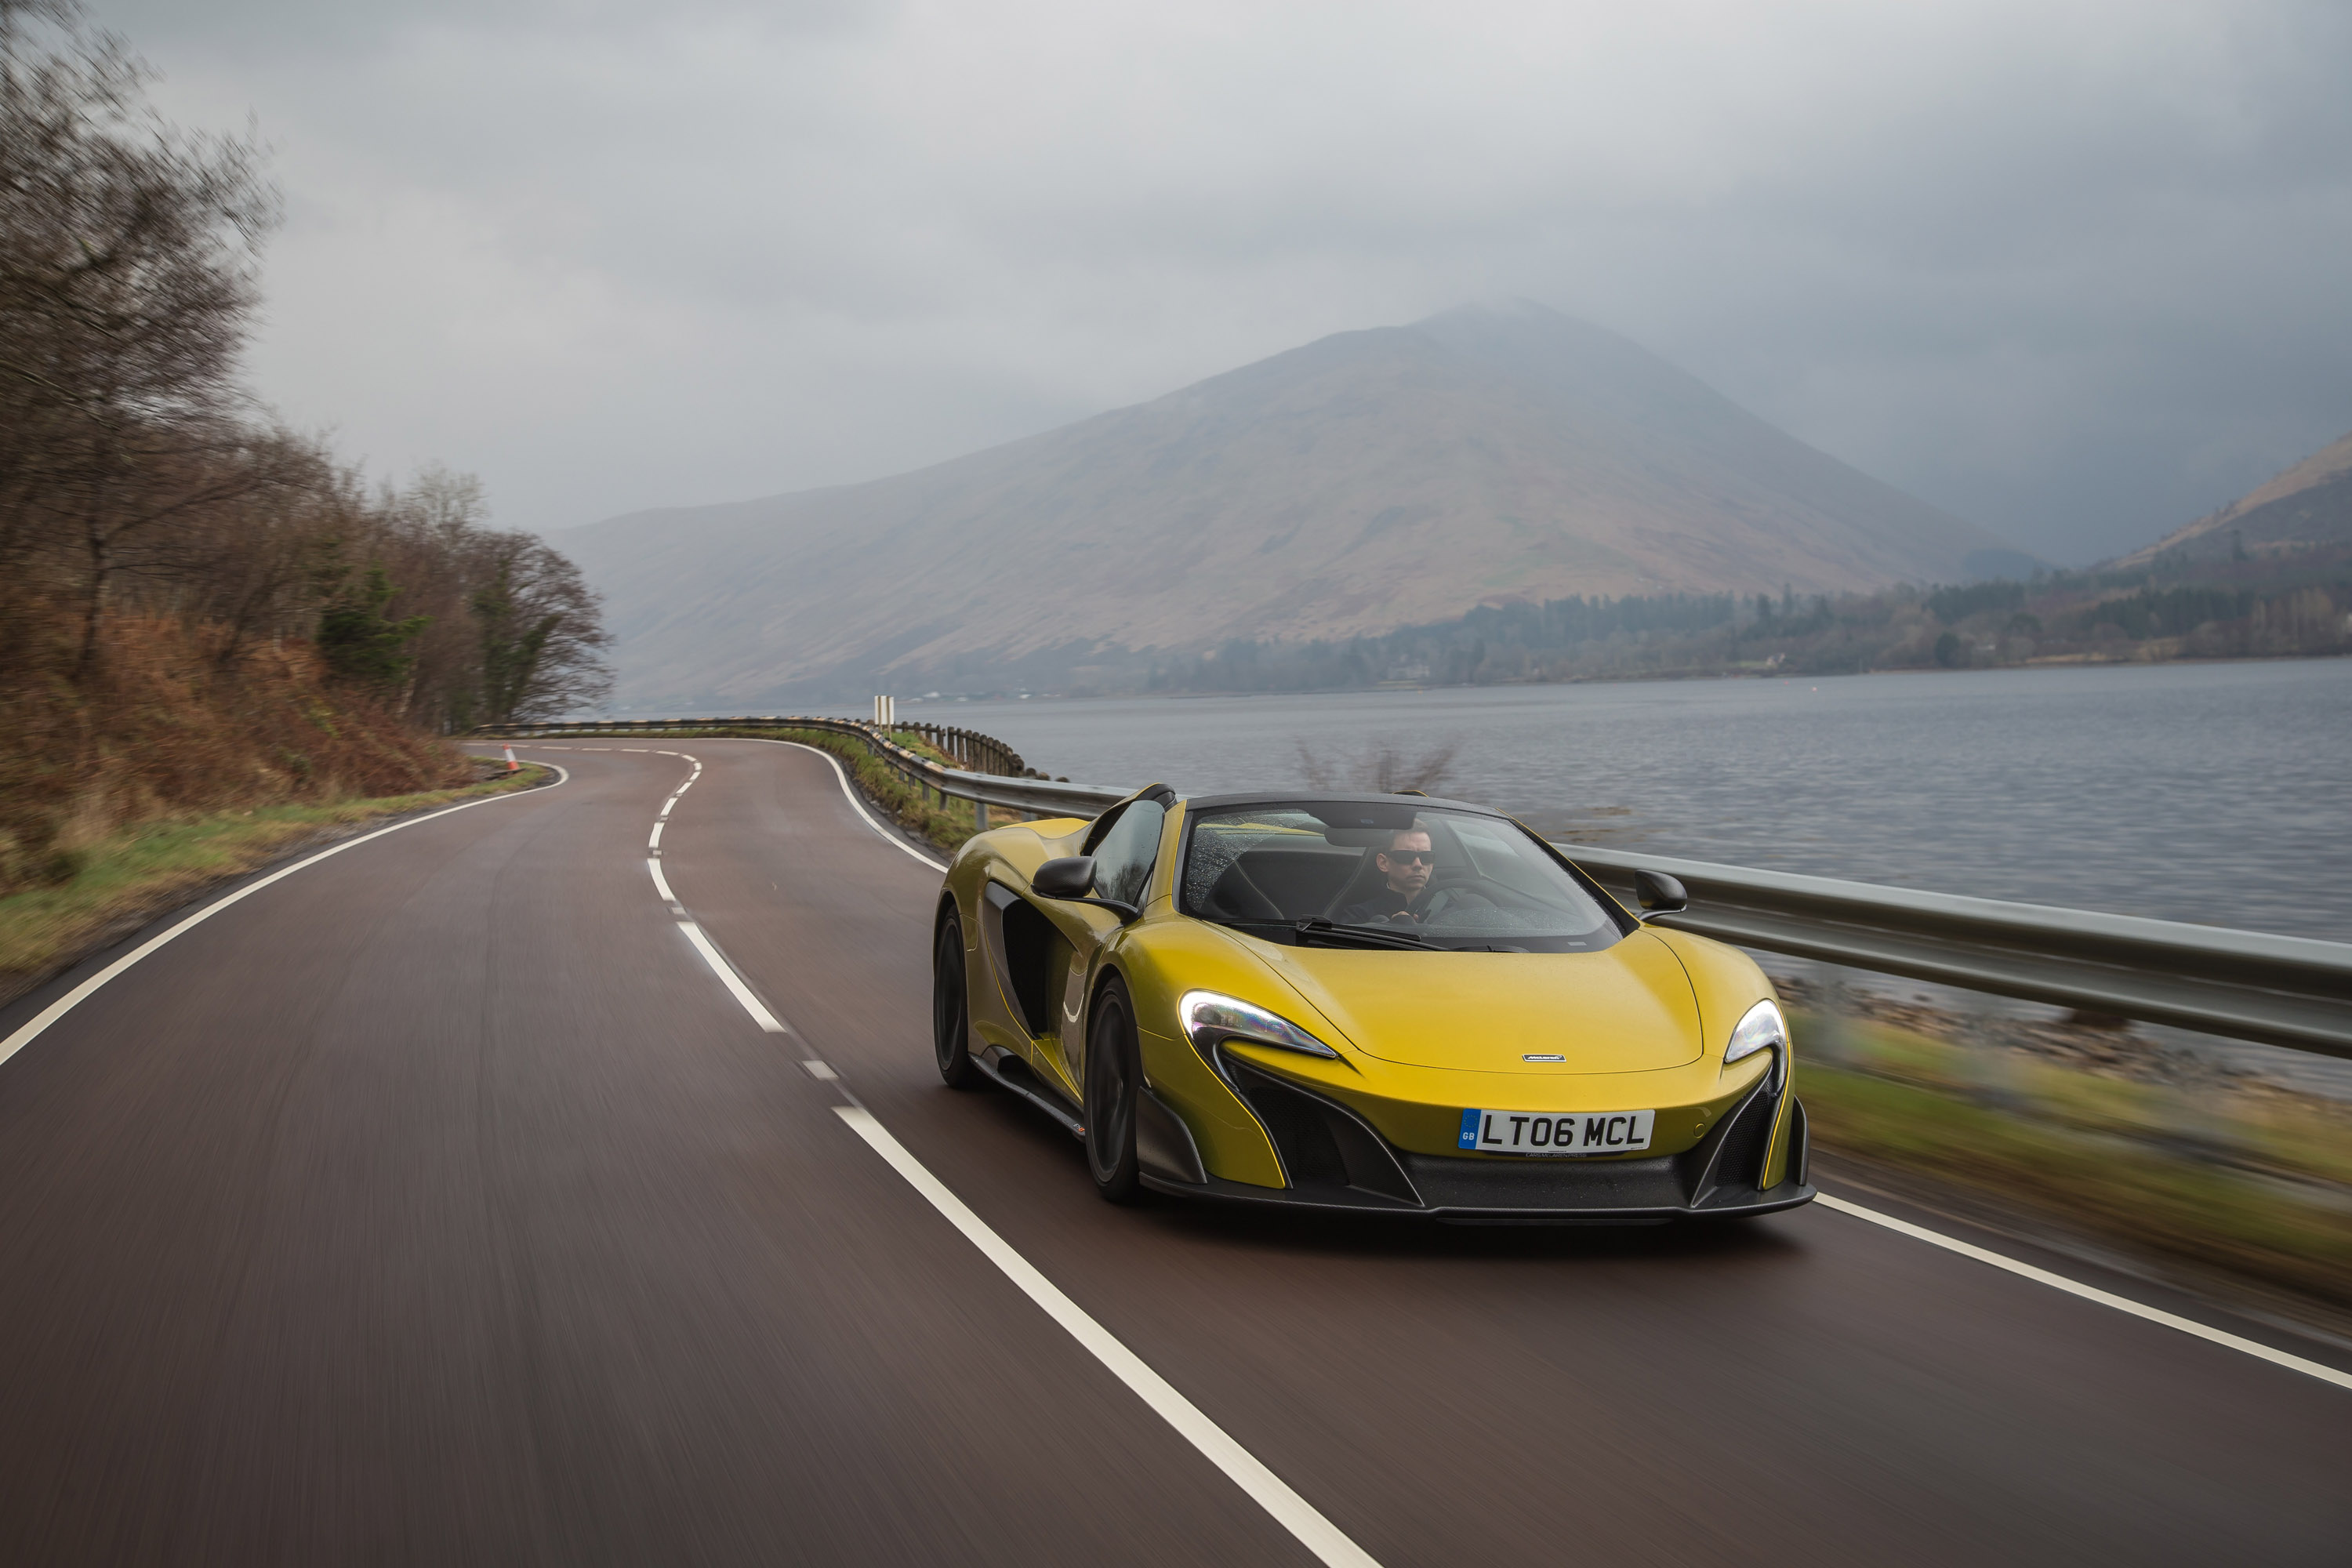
[{"xmin": 931, "ymin": 788, "xmax": 1815, "ymax": 1221}]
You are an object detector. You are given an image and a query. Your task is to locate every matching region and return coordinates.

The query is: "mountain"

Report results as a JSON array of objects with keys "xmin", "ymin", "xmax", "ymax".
[
  {"xmin": 561, "ymin": 301, "xmax": 2022, "ymax": 706},
  {"xmin": 2111, "ymin": 430, "xmax": 2352, "ymax": 569}
]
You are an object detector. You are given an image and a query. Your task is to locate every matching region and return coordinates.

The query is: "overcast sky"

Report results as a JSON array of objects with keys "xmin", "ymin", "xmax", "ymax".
[{"xmin": 92, "ymin": 0, "xmax": 2352, "ymax": 564}]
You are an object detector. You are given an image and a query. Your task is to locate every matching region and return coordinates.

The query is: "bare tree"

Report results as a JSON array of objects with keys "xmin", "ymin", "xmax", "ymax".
[
  {"xmin": 467, "ymin": 533, "xmax": 613, "ymax": 724},
  {"xmin": 1294, "ymin": 737, "xmax": 1461, "ymax": 794},
  {"xmin": 313, "ymin": 466, "xmax": 612, "ymax": 728},
  {"xmin": 0, "ymin": 2, "xmax": 613, "ymax": 749},
  {"xmin": 0, "ymin": 0, "xmax": 278, "ymax": 672}
]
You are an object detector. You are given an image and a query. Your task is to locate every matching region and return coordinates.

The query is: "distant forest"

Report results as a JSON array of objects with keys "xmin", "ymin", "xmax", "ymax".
[{"xmin": 1117, "ymin": 551, "xmax": 2352, "ymax": 697}]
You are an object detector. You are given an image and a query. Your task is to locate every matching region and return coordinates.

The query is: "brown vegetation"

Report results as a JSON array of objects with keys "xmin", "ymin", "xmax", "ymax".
[{"xmin": 0, "ymin": 2, "xmax": 609, "ymax": 896}]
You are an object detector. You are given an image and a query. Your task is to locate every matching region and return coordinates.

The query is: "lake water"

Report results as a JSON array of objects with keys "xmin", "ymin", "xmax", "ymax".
[{"xmin": 890, "ymin": 659, "xmax": 2352, "ymax": 946}]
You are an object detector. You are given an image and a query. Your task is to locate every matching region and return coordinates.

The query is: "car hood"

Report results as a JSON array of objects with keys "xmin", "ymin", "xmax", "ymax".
[{"xmin": 1249, "ymin": 931, "xmax": 1703, "ymax": 1073}]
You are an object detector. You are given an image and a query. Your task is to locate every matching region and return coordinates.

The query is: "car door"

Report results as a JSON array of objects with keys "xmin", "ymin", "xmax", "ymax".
[{"xmin": 1025, "ymin": 791, "xmax": 1169, "ymax": 1101}]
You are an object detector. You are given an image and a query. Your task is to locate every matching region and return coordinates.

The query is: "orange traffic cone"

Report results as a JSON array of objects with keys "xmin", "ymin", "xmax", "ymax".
[{"xmin": 503, "ymin": 745, "xmax": 519, "ymax": 773}]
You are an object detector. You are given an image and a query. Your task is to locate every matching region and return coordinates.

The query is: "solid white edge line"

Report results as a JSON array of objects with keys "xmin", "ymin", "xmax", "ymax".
[
  {"xmin": 831, "ymin": 1105, "xmax": 1382, "ymax": 1568},
  {"xmin": 1815, "ymin": 1194, "xmax": 2352, "ymax": 1392},
  {"xmin": 648, "ymin": 858, "xmax": 678, "ymax": 904},
  {"xmin": 677, "ymin": 921, "xmax": 787, "ymax": 1033},
  {"xmin": 756, "ymin": 740, "xmax": 948, "ymax": 871},
  {"xmin": 0, "ymin": 764, "xmax": 572, "ymax": 1071}
]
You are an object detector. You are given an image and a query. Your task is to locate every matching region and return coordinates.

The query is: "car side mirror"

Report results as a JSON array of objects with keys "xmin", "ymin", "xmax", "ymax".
[
  {"xmin": 1634, "ymin": 869, "xmax": 1688, "ymax": 915},
  {"xmin": 1033, "ymin": 856, "xmax": 1097, "ymax": 899}
]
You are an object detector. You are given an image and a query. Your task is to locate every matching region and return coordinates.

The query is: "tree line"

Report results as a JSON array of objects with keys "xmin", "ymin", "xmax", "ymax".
[
  {"xmin": 0, "ymin": 0, "xmax": 608, "ymax": 731},
  {"xmin": 1131, "ymin": 561, "xmax": 2350, "ymax": 695}
]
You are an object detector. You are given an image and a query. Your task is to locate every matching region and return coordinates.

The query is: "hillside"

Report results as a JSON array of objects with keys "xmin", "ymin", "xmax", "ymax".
[
  {"xmin": 2113, "ymin": 430, "xmax": 2352, "ymax": 568},
  {"xmin": 561, "ymin": 302, "xmax": 2024, "ymax": 706}
]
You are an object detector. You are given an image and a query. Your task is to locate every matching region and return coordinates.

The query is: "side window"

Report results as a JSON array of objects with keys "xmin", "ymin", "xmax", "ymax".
[{"xmin": 1088, "ymin": 800, "xmax": 1167, "ymax": 909}]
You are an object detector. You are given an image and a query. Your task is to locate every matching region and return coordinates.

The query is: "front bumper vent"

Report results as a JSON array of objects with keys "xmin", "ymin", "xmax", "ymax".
[{"xmin": 1216, "ymin": 1054, "xmax": 1804, "ymax": 1218}]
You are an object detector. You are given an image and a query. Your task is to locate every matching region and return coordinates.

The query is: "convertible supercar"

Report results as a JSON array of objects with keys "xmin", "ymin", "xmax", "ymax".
[{"xmin": 931, "ymin": 788, "xmax": 1814, "ymax": 1221}]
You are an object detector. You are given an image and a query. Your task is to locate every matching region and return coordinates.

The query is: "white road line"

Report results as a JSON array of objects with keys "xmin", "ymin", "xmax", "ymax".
[
  {"xmin": 751, "ymin": 740, "xmax": 948, "ymax": 872},
  {"xmin": 833, "ymin": 1106, "xmax": 1382, "ymax": 1568},
  {"xmin": 1817, "ymin": 1194, "xmax": 2352, "ymax": 1392},
  {"xmin": 659, "ymin": 797, "xmax": 677, "ymax": 818},
  {"xmin": 635, "ymin": 741, "xmax": 2347, "ymax": 1418},
  {"xmin": 648, "ymin": 819, "xmax": 666, "ymax": 850},
  {"xmin": 800, "ymin": 1060, "xmax": 838, "ymax": 1081},
  {"xmin": 621, "ymin": 747, "xmax": 649, "ymax": 753},
  {"xmin": 0, "ymin": 765, "xmax": 572, "ymax": 1072},
  {"xmin": 678, "ymin": 921, "xmax": 787, "ymax": 1033},
  {"xmin": 648, "ymin": 858, "xmax": 679, "ymax": 904}
]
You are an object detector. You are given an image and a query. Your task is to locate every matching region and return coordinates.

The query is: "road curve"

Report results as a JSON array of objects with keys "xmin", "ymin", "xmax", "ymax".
[{"xmin": 0, "ymin": 739, "xmax": 2341, "ymax": 1566}]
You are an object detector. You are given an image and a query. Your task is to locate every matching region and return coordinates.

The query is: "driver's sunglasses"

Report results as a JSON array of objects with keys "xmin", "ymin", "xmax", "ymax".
[{"xmin": 1383, "ymin": 849, "xmax": 1436, "ymax": 865}]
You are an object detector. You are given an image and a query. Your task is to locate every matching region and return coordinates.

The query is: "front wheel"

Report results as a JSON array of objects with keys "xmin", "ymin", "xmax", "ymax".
[
  {"xmin": 1083, "ymin": 977, "xmax": 1145, "ymax": 1204},
  {"xmin": 933, "ymin": 912, "xmax": 983, "ymax": 1090}
]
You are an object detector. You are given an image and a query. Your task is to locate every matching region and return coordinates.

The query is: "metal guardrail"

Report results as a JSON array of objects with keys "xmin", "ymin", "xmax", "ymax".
[
  {"xmin": 480, "ymin": 716, "xmax": 2352, "ymax": 1058},
  {"xmin": 1560, "ymin": 845, "xmax": 2352, "ymax": 1061}
]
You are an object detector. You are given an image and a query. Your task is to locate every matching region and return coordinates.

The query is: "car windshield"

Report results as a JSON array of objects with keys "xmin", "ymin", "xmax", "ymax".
[{"xmin": 1180, "ymin": 801, "xmax": 1628, "ymax": 953}]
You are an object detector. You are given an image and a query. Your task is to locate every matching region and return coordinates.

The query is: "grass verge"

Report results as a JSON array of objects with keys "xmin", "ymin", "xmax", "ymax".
[
  {"xmin": 1792, "ymin": 1007, "xmax": 2352, "ymax": 1309},
  {"xmin": 0, "ymin": 764, "xmax": 554, "ymax": 1003}
]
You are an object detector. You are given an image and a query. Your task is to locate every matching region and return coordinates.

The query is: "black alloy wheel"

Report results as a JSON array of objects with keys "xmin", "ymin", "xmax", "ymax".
[
  {"xmin": 1083, "ymin": 976, "xmax": 1145, "ymax": 1203},
  {"xmin": 933, "ymin": 912, "xmax": 983, "ymax": 1089}
]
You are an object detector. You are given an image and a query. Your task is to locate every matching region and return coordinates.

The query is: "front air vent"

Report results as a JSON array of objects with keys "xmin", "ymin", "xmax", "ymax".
[
  {"xmin": 1706, "ymin": 1085, "xmax": 1777, "ymax": 1195},
  {"xmin": 1220, "ymin": 1056, "xmax": 1420, "ymax": 1206},
  {"xmin": 1784, "ymin": 1098, "xmax": 1809, "ymax": 1188}
]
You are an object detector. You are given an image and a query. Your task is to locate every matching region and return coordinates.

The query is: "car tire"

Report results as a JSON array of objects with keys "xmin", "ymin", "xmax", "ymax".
[
  {"xmin": 933, "ymin": 911, "xmax": 984, "ymax": 1090},
  {"xmin": 1084, "ymin": 976, "xmax": 1146, "ymax": 1204}
]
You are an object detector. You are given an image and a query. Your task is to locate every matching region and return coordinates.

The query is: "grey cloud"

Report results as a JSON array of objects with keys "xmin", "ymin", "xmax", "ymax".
[{"xmin": 82, "ymin": 0, "xmax": 2352, "ymax": 562}]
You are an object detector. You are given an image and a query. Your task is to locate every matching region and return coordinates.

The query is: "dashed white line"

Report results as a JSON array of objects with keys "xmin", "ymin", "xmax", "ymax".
[
  {"xmin": 1816, "ymin": 1194, "xmax": 2352, "ymax": 1392},
  {"xmin": 833, "ymin": 1106, "xmax": 1381, "ymax": 1568},
  {"xmin": 1, "ymin": 764, "xmax": 572, "ymax": 1071},
  {"xmin": 588, "ymin": 739, "xmax": 2352, "ymax": 1396},
  {"xmin": 620, "ymin": 741, "xmax": 1374, "ymax": 1562},
  {"xmin": 677, "ymin": 921, "xmax": 788, "ymax": 1033},
  {"xmin": 648, "ymin": 819, "xmax": 666, "ymax": 850}
]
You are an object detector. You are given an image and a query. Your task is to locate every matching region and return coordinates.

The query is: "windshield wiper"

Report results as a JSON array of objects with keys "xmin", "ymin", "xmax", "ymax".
[
  {"xmin": 1291, "ymin": 917, "xmax": 1448, "ymax": 951},
  {"xmin": 1221, "ymin": 917, "xmax": 1517, "ymax": 952}
]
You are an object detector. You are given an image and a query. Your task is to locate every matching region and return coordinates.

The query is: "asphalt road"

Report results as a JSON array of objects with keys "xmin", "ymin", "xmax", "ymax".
[{"xmin": 0, "ymin": 739, "xmax": 2344, "ymax": 1566}]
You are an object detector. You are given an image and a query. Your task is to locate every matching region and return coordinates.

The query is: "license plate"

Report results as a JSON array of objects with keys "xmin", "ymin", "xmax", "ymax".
[{"xmin": 1457, "ymin": 1108, "xmax": 1655, "ymax": 1156}]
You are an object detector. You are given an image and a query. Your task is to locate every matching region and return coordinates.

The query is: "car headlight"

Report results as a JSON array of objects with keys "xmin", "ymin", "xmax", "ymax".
[
  {"xmin": 1725, "ymin": 999, "xmax": 1786, "ymax": 1067},
  {"xmin": 1178, "ymin": 990, "xmax": 1339, "ymax": 1059}
]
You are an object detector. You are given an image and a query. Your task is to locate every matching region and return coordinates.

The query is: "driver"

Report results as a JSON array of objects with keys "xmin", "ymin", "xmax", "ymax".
[{"xmin": 1338, "ymin": 827, "xmax": 1490, "ymax": 927}]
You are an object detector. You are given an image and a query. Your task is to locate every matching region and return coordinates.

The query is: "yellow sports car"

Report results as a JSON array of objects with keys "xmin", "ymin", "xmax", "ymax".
[{"xmin": 931, "ymin": 787, "xmax": 1813, "ymax": 1220}]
